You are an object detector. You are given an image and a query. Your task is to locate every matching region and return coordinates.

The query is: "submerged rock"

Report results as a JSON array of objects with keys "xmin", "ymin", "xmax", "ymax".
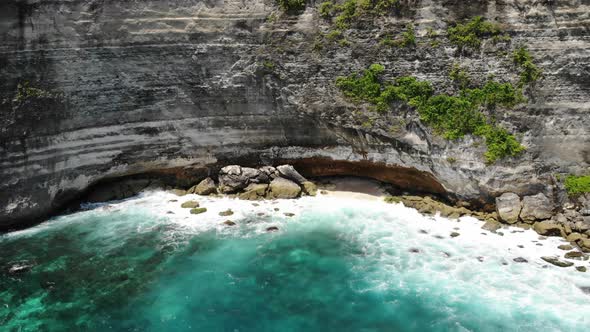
[
  {"xmin": 496, "ymin": 193, "xmax": 522, "ymax": 224},
  {"xmin": 190, "ymin": 207, "xmax": 207, "ymax": 215},
  {"xmin": 219, "ymin": 209, "xmax": 234, "ymax": 216},
  {"xmin": 284, "ymin": 213, "xmax": 295, "ymax": 217},
  {"xmin": 189, "ymin": 177, "xmax": 217, "ymax": 196},
  {"xmin": 541, "ymin": 256, "xmax": 574, "ymax": 268},
  {"xmin": 180, "ymin": 201, "xmax": 200, "ymax": 209},
  {"xmin": 222, "ymin": 220, "xmax": 236, "ymax": 226},
  {"xmin": 513, "ymin": 257, "xmax": 528, "ymax": 263},
  {"xmin": 576, "ymin": 266, "xmax": 587, "ymax": 272},
  {"xmin": 269, "ymin": 177, "xmax": 301, "ymax": 199},
  {"xmin": 482, "ymin": 220, "xmax": 501, "ymax": 232},
  {"xmin": 266, "ymin": 226, "xmax": 279, "ymax": 232},
  {"xmin": 170, "ymin": 189, "xmax": 188, "ymax": 196},
  {"xmin": 450, "ymin": 232, "xmax": 460, "ymax": 238},
  {"xmin": 7, "ymin": 260, "xmax": 35, "ymax": 275}
]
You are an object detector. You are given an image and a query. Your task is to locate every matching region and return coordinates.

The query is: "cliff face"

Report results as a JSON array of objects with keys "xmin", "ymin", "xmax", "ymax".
[{"xmin": 0, "ymin": 0, "xmax": 589, "ymax": 229}]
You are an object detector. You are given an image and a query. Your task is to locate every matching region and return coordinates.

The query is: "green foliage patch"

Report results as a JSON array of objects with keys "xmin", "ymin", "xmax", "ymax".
[
  {"xmin": 277, "ymin": 0, "xmax": 306, "ymax": 12},
  {"xmin": 447, "ymin": 16, "xmax": 508, "ymax": 51},
  {"xmin": 564, "ymin": 175, "xmax": 590, "ymax": 196},
  {"xmin": 336, "ymin": 64, "xmax": 526, "ymax": 163},
  {"xmin": 512, "ymin": 46, "xmax": 543, "ymax": 85}
]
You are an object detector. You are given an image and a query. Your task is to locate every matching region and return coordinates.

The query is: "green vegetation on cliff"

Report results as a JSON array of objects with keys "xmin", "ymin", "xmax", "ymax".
[
  {"xmin": 319, "ymin": 0, "xmax": 399, "ymax": 29},
  {"xmin": 447, "ymin": 16, "xmax": 510, "ymax": 51},
  {"xmin": 512, "ymin": 47, "xmax": 543, "ymax": 85},
  {"xmin": 277, "ymin": 0, "xmax": 306, "ymax": 12},
  {"xmin": 564, "ymin": 175, "xmax": 590, "ymax": 196},
  {"xmin": 336, "ymin": 64, "xmax": 526, "ymax": 163}
]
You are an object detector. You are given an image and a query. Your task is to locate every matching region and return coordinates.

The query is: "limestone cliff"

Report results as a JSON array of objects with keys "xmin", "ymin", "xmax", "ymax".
[{"xmin": 0, "ymin": 0, "xmax": 589, "ymax": 229}]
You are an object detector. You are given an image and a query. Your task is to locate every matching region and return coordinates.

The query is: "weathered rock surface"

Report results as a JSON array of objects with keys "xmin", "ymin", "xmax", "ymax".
[
  {"xmin": 541, "ymin": 256, "xmax": 574, "ymax": 268},
  {"xmin": 533, "ymin": 222, "xmax": 564, "ymax": 237},
  {"xmin": 0, "ymin": 0, "xmax": 589, "ymax": 229},
  {"xmin": 180, "ymin": 201, "xmax": 200, "ymax": 209},
  {"xmin": 496, "ymin": 193, "xmax": 522, "ymax": 224},
  {"xmin": 189, "ymin": 178, "xmax": 217, "ymax": 196},
  {"xmin": 277, "ymin": 165, "xmax": 307, "ymax": 184},
  {"xmin": 238, "ymin": 183, "xmax": 269, "ymax": 201},
  {"xmin": 269, "ymin": 177, "xmax": 301, "ymax": 199},
  {"xmin": 520, "ymin": 194, "xmax": 554, "ymax": 223}
]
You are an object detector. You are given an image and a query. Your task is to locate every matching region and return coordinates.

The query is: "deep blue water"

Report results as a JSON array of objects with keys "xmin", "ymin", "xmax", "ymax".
[{"xmin": 1, "ymin": 192, "xmax": 589, "ymax": 331}]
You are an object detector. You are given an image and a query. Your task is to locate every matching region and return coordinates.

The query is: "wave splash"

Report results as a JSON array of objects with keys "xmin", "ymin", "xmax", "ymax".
[{"xmin": 1, "ymin": 190, "xmax": 588, "ymax": 331}]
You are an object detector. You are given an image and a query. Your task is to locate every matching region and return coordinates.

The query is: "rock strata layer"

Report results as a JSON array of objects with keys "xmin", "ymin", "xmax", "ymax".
[{"xmin": 0, "ymin": 0, "xmax": 589, "ymax": 229}]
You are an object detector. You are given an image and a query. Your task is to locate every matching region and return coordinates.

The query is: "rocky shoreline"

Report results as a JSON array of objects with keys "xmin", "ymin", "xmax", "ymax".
[{"xmin": 155, "ymin": 164, "xmax": 590, "ymax": 270}]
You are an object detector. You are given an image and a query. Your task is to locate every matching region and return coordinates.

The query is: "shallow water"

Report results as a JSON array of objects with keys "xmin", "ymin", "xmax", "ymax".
[{"xmin": 1, "ymin": 191, "xmax": 589, "ymax": 331}]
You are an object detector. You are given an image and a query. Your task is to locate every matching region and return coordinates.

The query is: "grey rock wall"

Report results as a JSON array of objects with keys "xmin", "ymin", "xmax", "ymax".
[{"xmin": 0, "ymin": 0, "xmax": 589, "ymax": 229}]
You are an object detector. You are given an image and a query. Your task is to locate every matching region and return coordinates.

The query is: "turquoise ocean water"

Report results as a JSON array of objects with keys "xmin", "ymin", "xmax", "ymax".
[{"xmin": 1, "ymin": 191, "xmax": 589, "ymax": 331}]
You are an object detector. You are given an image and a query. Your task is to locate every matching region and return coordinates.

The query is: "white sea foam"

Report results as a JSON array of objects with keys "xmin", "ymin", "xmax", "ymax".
[{"xmin": 4, "ymin": 188, "xmax": 589, "ymax": 329}]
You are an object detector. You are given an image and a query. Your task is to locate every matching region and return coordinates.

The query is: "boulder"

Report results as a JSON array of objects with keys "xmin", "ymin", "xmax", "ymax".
[
  {"xmin": 541, "ymin": 256, "xmax": 574, "ymax": 267},
  {"xmin": 170, "ymin": 189, "xmax": 188, "ymax": 196},
  {"xmin": 302, "ymin": 181, "xmax": 317, "ymax": 196},
  {"xmin": 576, "ymin": 266, "xmax": 587, "ymax": 272},
  {"xmin": 190, "ymin": 207, "xmax": 207, "ymax": 214},
  {"xmin": 218, "ymin": 165, "xmax": 248, "ymax": 193},
  {"xmin": 219, "ymin": 209, "xmax": 234, "ymax": 217},
  {"xmin": 269, "ymin": 177, "xmax": 301, "ymax": 199},
  {"xmin": 566, "ymin": 232, "xmax": 583, "ymax": 243},
  {"xmin": 242, "ymin": 167, "xmax": 269, "ymax": 184},
  {"xmin": 238, "ymin": 183, "xmax": 268, "ymax": 200},
  {"xmin": 180, "ymin": 201, "xmax": 200, "ymax": 209},
  {"xmin": 558, "ymin": 245, "xmax": 574, "ymax": 250},
  {"xmin": 520, "ymin": 193, "xmax": 553, "ymax": 223},
  {"xmin": 495, "ymin": 193, "xmax": 521, "ymax": 224},
  {"xmin": 564, "ymin": 251, "xmax": 588, "ymax": 260},
  {"xmin": 189, "ymin": 177, "xmax": 217, "ymax": 195},
  {"xmin": 482, "ymin": 220, "xmax": 501, "ymax": 232},
  {"xmin": 259, "ymin": 166, "xmax": 278, "ymax": 179},
  {"xmin": 276, "ymin": 165, "xmax": 307, "ymax": 184},
  {"xmin": 533, "ymin": 222, "xmax": 564, "ymax": 237},
  {"xmin": 222, "ymin": 220, "xmax": 236, "ymax": 226},
  {"xmin": 579, "ymin": 238, "xmax": 590, "ymax": 252}
]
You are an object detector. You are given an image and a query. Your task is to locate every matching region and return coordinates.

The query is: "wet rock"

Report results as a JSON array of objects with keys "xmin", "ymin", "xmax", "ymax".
[
  {"xmin": 222, "ymin": 220, "xmax": 236, "ymax": 226},
  {"xmin": 274, "ymin": 208, "xmax": 280, "ymax": 211},
  {"xmin": 284, "ymin": 213, "xmax": 295, "ymax": 217},
  {"xmin": 168, "ymin": 199, "xmax": 178, "ymax": 202},
  {"xmin": 269, "ymin": 177, "xmax": 301, "ymax": 199},
  {"xmin": 167, "ymin": 211, "xmax": 175, "ymax": 214},
  {"xmin": 433, "ymin": 235, "xmax": 445, "ymax": 239},
  {"xmin": 558, "ymin": 245, "xmax": 574, "ymax": 250},
  {"xmin": 266, "ymin": 226, "xmax": 279, "ymax": 232},
  {"xmin": 257, "ymin": 213, "xmax": 265, "ymax": 216},
  {"xmin": 482, "ymin": 220, "xmax": 501, "ymax": 232},
  {"xmin": 188, "ymin": 177, "xmax": 217, "ymax": 195},
  {"xmin": 219, "ymin": 209, "xmax": 234, "ymax": 216},
  {"xmin": 190, "ymin": 207, "xmax": 207, "ymax": 215},
  {"xmin": 302, "ymin": 181, "xmax": 317, "ymax": 196},
  {"xmin": 496, "ymin": 193, "xmax": 522, "ymax": 224},
  {"xmin": 180, "ymin": 201, "xmax": 200, "ymax": 209},
  {"xmin": 450, "ymin": 232, "xmax": 460, "ymax": 238},
  {"xmin": 320, "ymin": 190, "xmax": 328, "ymax": 195},
  {"xmin": 541, "ymin": 256, "xmax": 574, "ymax": 267},
  {"xmin": 579, "ymin": 286, "xmax": 590, "ymax": 294},
  {"xmin": 564, "ymin": 251, "xmax": 588, "ymax": 260},
  {"xmin": 576, "ymin": 266, "xmax": 587, "ymax": 272},
  {"xmin": 513, "ymin": 257, "xmax": 528, "ymax": 263},
  {"xmin": 276, "ymin": 165, "xmax": 307, "ymax": 184},
  {"xmin": 477, "ymin": 257, "xmax": 485, "ymax": 262},
  {"xmin": 238, "ymin": 183, "xmax": 268, "ymax": 200},
  {"xmin": 520, "ymin": 193, "xmax": 553, "ymax": 223},
  {"xmin": 419, "ymin": 229, "xmax": 428, "ymax": 234},
  {"xmin": 409, "ymin": 248, "xmax": 421, "ymax": 253},
  {"xmin": 533, "ymin": 222, "xmax": 564, "ymax": 237}
]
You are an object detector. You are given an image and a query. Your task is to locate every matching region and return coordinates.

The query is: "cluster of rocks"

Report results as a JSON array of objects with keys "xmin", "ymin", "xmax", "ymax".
[
  {"xmin": 182, "ymin": 165, "xmax": 317, "ymax": 200},
  {"xmin": 496, "ymin": 192, "xmax": 590, "ymax": 253},
  {"xmin": 385, "ymin": 192, "xmax": 590, "ymax": 270}
]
